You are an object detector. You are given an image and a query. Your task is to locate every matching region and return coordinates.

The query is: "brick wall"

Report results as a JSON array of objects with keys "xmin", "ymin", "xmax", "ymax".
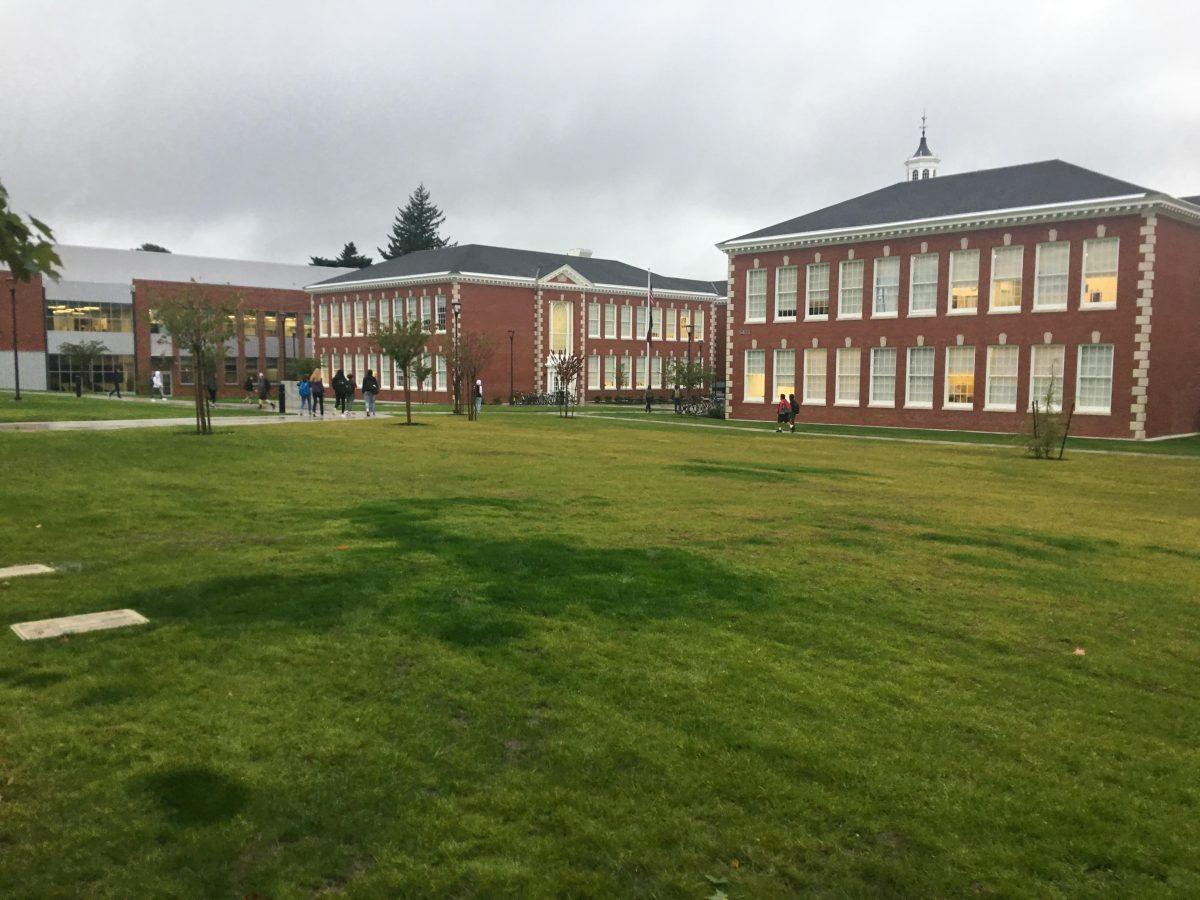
[
  {"xmin": 0, "ymin": 272, "xmax": 47, "ymax": 352},
  {"xmin": 1143, "ymin": 216, "xmax": 1200, "ymax": 437},
  {"xmin": 725, "ymin": 214, "xmax": 1172, "ymax": 438}
]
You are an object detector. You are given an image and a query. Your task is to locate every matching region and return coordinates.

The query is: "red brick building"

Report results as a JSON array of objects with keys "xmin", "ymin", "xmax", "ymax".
[
  {"xmin": 307, "ymin": 245, "xmax": 724, "ymax": 404},
  {"xmin": 718, "ymin": 156, "xmax": 1200, "ymax": 439}
]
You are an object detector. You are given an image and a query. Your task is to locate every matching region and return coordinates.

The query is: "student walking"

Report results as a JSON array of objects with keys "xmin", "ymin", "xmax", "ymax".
[
  {"xmin": 788, "ymin": 393, "xmax": 800, "ymax": 433},
  {"xmin": 309, "ymin": 368, "xmax": 325, "ymax": 417},
  {"xmin": 361, "ymin": 369, "xmax": 378, "ymax": 417},
  {"xmin": 473, "ymin": 378, "xmax": 483, "ymax": 418},
  {"xmin": 151, "ymin": 369, "xmax": 164, "ymax": 401},
  {"xmin": 298, "ymin": 374, "xmax": 311, "ymax": 415},
  {"xmin": 256, "ymin": 371, "xmax": 275, "ymax": 410},
  {"xmin": 206, "ymin": 372, "xmax": 218, "ymax": 404},
  {"xmin": 243, "ymin": 374, "xmax": 255, "ymax": 403},
  {"xmin": 346, "ymin": 372, "xmax": 358, "ymax": 417},
  {"xmin": 331, "ymin": 368, "xmax": 349, "ymax": 416},
  {"xmin": 672, "ymin": 384, "xmax": 682, "ymax": 414},
  {"xmin": 775, "ymin": 393, "xmax": 790, "ymax": 432},
  {"xmin": 107, "ymin": 366, "xmax": 123, "ymax": 398}
]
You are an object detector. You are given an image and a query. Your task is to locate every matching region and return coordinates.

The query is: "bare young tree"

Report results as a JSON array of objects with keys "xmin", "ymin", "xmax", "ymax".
[
  {"xmin": 549, "ymin": 351, "xmax": 585, "ymax": 418},
  {"xmin": 152, "ymin": 282, "xmax": 238, "ymax": 435},
  {"xmin": 458, "ymin": 332, "xmax": 496, "ymax": 420},
  {"xmin": 374, "ymin": 318, "xmax": 431, "ymax": 425}
]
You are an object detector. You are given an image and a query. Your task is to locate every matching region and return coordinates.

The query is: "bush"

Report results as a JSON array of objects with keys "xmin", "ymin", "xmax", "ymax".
[{"xmin": 706, "ymin": 401, "xmax": 725, "ymax": 419}]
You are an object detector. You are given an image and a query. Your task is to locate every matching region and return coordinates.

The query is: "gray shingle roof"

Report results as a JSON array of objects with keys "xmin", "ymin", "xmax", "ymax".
[
  {"xmin": 309, "ymin": 243, "xmax": 720, "ymax": 295},
  {"xmin": 724, "ymin": 160, "xmax": 1152, "ymax": 245},
  {"xmin": 1182, "ymin": 195, "xmax": 1200, "ymax": 207}
]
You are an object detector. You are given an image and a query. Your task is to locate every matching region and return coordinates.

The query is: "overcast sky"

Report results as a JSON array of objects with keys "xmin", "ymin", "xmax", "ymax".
[{"xmin": 2, "ymin": 1, "xmax": 1197, "ymax": 279}]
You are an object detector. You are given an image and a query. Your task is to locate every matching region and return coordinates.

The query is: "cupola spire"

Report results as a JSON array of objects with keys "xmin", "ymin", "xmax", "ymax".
[{"xmin": 905, "ymin": 113, "xmax": 940, "ymax": 181}]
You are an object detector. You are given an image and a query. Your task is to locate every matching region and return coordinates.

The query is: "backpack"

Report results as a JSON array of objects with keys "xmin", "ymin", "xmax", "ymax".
[{"xmin": 298, "ymin": 380, "xmax": 310, "ymax": 398}]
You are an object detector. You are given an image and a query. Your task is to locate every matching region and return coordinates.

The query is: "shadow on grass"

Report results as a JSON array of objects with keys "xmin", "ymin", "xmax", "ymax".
[
  {"xmin": 111, "ymin": 497, "xmax": 767, "ymax": 646},
  {"xmin": 681, "ymin": 459, "xmax": 873, "ymax": 482},
  {"xmin": 134, "ymin": 765, "xmax": 250, "ymax": 827}
]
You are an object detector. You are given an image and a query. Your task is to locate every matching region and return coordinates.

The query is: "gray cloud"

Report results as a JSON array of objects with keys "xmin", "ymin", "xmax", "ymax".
[{"xmin": 2, "ymin": 0, "xmax": 1197, "ymax": 279}]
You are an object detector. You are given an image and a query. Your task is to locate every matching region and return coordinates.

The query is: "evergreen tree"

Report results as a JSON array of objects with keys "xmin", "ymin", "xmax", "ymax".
[
  {"xmin": 378, "ymin": 183, "xmax": 453, "ymax": 260},
  {"xmin": 136, "ymin": 243, "xmax": 171, "ymax": 253},
  {"xmin": 310, "ymin": 241, "xmax": 372, "ymax": 268}
]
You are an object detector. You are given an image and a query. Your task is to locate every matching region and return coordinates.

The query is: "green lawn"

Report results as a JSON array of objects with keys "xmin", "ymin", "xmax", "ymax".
[
  {"xmin": 1, "ymin": 414, "xmax": 1198, "ymax": 896},
  {"xmin": 0, "ymin": 391, "xmax": 274, "ymax": 423}
]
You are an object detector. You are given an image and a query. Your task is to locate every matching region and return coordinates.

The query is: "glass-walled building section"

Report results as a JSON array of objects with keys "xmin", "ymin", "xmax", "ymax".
[
  {"xmin": 45, "ymin": 301, "xmax": 134, "ymax": 333},
  {"xmin": 46, "ymin": 353, "xmax": 135, "ymax": 393}
]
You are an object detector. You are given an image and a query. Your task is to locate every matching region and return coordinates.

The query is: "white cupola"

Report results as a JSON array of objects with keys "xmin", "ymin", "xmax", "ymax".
[{"xmin": 905, "ymin": 115, "xmax": 940, "ymax": 182}]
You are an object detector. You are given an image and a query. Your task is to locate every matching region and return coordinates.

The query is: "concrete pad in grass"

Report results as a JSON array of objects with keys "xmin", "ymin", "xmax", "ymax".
[
  {"xmin": 0, "ymin": 564, "xmax": 55, "ymax": 579},
  {"xmin": 11, "ymin": 609, "xmax": 149, "ymax": 641}
]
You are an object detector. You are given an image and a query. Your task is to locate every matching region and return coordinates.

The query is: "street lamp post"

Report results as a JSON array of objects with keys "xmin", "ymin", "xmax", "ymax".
[
  {"xmin": 685, "ymin": 322, "xmax": 694, "ymax": 398},
  {"xmin": 451, "ymin": 298, "xmax": 462, "ymax": 415},
  {"xmin": 507, "ymin": 329, "xmax": 515, "ymax": 404},
  {"xmin": 8, "ymin": 282, "xmax": 20, "ymax": 401}
]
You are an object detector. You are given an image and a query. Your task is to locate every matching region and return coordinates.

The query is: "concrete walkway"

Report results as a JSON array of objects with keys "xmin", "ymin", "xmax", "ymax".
[
  {"xmin": 575, "ymin": 413, "xmax": 1200, "ymax": 461},
  {"xmin": 0, "ymin": 414, "xmax": 358, "ymax": 433}
]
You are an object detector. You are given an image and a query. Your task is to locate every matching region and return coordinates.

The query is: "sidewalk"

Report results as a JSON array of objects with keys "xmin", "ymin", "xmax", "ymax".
[{"xmin": 0, "ymin": 415, "xmax": 352, "ymax": 433}]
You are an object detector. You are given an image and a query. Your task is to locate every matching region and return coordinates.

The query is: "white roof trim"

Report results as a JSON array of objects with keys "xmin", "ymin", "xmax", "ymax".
[
  {"xmin": 717, "ymin": 193, "xmax": 1152, "ymax": 251},
  {"xmin": 307, "ymin": 270, "xmax": 720, "ymax": 300}
]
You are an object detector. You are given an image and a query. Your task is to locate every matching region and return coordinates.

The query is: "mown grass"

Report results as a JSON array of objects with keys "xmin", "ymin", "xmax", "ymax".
[
  {"xmin": 582, "ymin": 405, "xmax": 1200, "ymax": 457},
  {"xmin": 0, "ymin": 391, "xmax": 273, "ymax": 423},
  {"xmin": 1, "ymin": 413, "xmax": 1198, "ymax": 896}
]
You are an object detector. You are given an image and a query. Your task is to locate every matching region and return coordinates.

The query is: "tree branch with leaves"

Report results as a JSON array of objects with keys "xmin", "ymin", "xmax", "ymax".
[
  {"xmin": 374, "ymin": 318, "xmax": 431, "ymax": 425},
  {"xmin": 458, "ymin": 332, "xmax": 496, "ymax": 420}
]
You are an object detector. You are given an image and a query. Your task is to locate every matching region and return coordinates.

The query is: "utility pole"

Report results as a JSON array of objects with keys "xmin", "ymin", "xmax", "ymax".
[
  {"xmin": 507, "ymin": 329, "xmax": 515, "ymax": 404},
  {"xmin": 8, "ymin": 282, "xmax": 20, "ymax": 400}
]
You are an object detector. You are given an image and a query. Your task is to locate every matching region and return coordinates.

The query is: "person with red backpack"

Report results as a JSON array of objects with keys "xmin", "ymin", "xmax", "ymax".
[{"xmin": 775, "ymin": 393, "xmax": 790, "ymax": 432}]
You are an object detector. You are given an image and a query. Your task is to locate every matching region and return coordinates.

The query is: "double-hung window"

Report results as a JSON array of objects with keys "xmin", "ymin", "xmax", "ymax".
[
  {"xmin": 806, "ymin": 263, "xmax": 830, "ymax": 319},
  {"xmin": 317, "ymin": 304, "xmax": 328, "ymax": 337},
  {"xmin": 990, "ymin": 247, "xmax": 1023, "ymax": 312},
  {"xmin": 773, "ymin": 349, "xmax": 795, "ymax": 399},
  {"xmin": 908, "ymin": 253, "xmax": 938, "ymax": 316},
  {"xmin": 1029, "ymin": 345, "xmax": 1065, "ymax": 412},
  {"xmin": 838, "ymin": 259, "xmax": 864, "ymax": 318},
  {"xmin": 635, "ymin": 356, "xmax": 648, "ymax": 389},
  {"xmin": 1076, "ymin": 344, "xmax": 1114, "ymax": 413},
  {"xmin": 622, "ymin": 355, "xmax": 633, "ymax": 389},
  {"xmin": 651, "ymin": 308, "xmax": 663, "ymax": 341},
  {"xmin": 587, "ymin": 302, "xmax": 600, "ymax": 339},
  {"xmin": 872, "ymin": 257, "xmax": 900, "ymax": 317},
  {"xmin": 745, "ymin": 269, "xmax": 767, "ymax": 322},
  {"xmin": 1081, "ymin": 238, "xmax": 1119, "ymax": 308},
  {"xmin": 420, "ymin": 296, "xmax": 432, "ymax": 329},
  {"xmin": 380, "ymin": 297, "xmax": 392, "ymax": 328},
  {"xmin": 604, "ymin": 303, "xmax": 617, "ymax": 339},
  {"xmin": 869, "ymin": 347, "xmax": 896, "ymax": 406},
  {"xmin": 367, "ymin": 300, "xmax": 378, "ymax": 334},
  {"xmin": 620, "ymin": 305, "xmax": 632, "ymax": 339},
  {"xmin": 665, "ymin": 308, "xmax": 676, "ymax": 340},
  {"xmin": 435, "ymin": 355, "xmax": 448, "ymax": 392},
  {"xmin": 406, "ymin": 297, "xmax": 417, "ymax": 324},
  {"xmin": 1034, "ymin": 242, "xmax": 1069, "ymax": 311},
  {"xmin": 775, "ymin": 266, "xmax": 798, "ymax": 319},
  {"xmin": 355, "ymin": 300, "xmax": 366, "ymax": 335},
  {"xmin": 835, "ymin": 348, "xmax": 861, "ymax": 405},
  {"xmin": 435, "ymin": 295, "xmax": 447, "ymax": 332},
  {"xmin": 693, "ymin": 308, "xmax": 704, "ymax": 340},
  {"xmin": 636, "ymin": 307, "xmax": 648, "ymax": 340},
  {"xmin": 948, "ymin": 249, "xmax": 980, "ymax": 313},
  {"xmin": 944, "ymin": 346, "xmax": 976, "ymax": 409},
  {"xmin": 650, "ymin": 355, "xmax": 662, "ymax": 388},
  {"xmin": 905, "ymin": 346, "xmax": 934, "ymax": 408},
  {"xmin": 985, "ymin": 346, "xmax": 1019, "ymax": 411},
  {"xmin": 588, "ymin": 355, "xmax": 601, "ymax": 390},
  {"xmin": 743, "ymin": 349, "xmax": 765, "ymax": 401},
  {"xmin": 803, "ymin": 348, "xmax": 826, "ymax": 405},
  {"xmin": 341, "ymin": 302, "xmax": 352, "ymax": 336},
  {"xmin": 604, "ymin": 354, "xmax": 617, "ymax": 389}
]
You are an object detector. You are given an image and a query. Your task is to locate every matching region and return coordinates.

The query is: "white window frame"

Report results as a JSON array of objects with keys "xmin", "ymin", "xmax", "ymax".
[
  {"xmin": 693, "ymin": 308, "xmax": 704, "ymax": 341},
  {"xmin": 603, "ymin": 353, "xmax": 617, "ymax": 389},
  {"xmin": 635, "ymin": 355, "xmax": 648, "ymax": 390},
  {"xmin": 1033, "ymin": 242, "xmax": 1070, "ymax": 311},
  {"xmin": 650, "ymin": 355, "xmax": 663, "ymax": 389},
  {"xmin": 354, "ymin": 300, "xmax": 366, "ymax": 336},
  {"xmin": 989, "ymin": 246, "xmax": 1024, "ymax": 313},
  {"xmin": 905, "ymin": 346, "xmax": 935, "ymax": 409},
  {"xmin": 420, "ymin": 296, "xmax": 432, "ymax": 329},
  {"xmin": 772, "ymin": 348, "xmax": 795, "ymax": 400},
  {"xmin": 1081, "ymin": 237, "xmax": 1119, "ymax": 309},
  {"xmin": 587, "ymin": 302, "xmax": 600, "ymax": 339},
  {"xmin": 635, "ymin": 306, "xmax": 648, "ymax": 340},
  {"xmin": 872, "ymin": 257, "xmax": 899, "ymax": 318},
  {"xmin": 406, "ymin": 296, "xmax": 417, "ymax": 324},
  {"xmin": 745, "ymin": 269, "xmax": 767, "ymax": 323},
  {"xmin": 435, "ymin": 295, "xmax": 447, "ymax": 333},
  {"xmin": 1075, "ymin": 344, "xmax": 1114, "ymax": 415},
  {"xmin": 620, "ymin": 305, "xmax": 633, "ymax": 339},
  {"xmin": 665, "ymin": 307, "xmax": 677, "ymax": 341},
  {"xmin": 604, "ymin": 303, "xmax": 617, "ymax": 339},
  {"xmin": 838, "ymin": 259, "xmax": 864, "ymax": 319},
  {"xmin": 802, "ymin": 348, "xmax": 826, "ymax": 406},
  {"xmin": 983, "ymin": 345, "xmax": 1019, "ymax": 412},
  {"xmin": 908, "ymin": 253, "xmax": 938, "ymax": 317},
  {"xmin": 743, "ymin": 349, "xmax": 765, "ymax": 402},
  {"xmin": 943, "ymin": 346, "xmax": 976, "ymax": 410},
  {"xmin": 805, "ymin": 262, "xmax": 830, "ymax": 321},
  {"xmin": 869, "ymin": 347, "xmax": 896, "ymax": 407},
  {"xmin": 621, "ymin": 354, "xmax": 633, "ymax": 391},
  {"xmin": 948, "ymin": 249, "xmax": 980, "ymax": 315},
  {"xmin": 835, "ymin": 347, "xmax": 861, "ymax": 406},
  {"xmin": 1028, "ymin": 344, "xmax": 1066, "ymax": 413},
  {"xmin": 588, "ymin": 354, "xmax": 601, "ymax": 390},
  {"xmin": 774, "ymin": 265, "xmax": 798, "ymax": 320}
]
